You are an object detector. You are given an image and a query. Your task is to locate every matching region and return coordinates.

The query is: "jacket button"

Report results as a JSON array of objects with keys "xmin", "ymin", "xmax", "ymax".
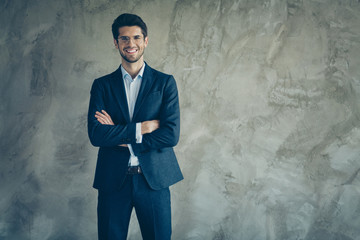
[{"xmin": 126, "ymin": 138, "xmax": 131, "ymax": 142}]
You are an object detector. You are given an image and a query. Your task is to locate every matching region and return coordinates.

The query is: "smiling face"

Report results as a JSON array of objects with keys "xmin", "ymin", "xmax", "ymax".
[{"xmin": 114, "ymin": 26, "xmax": 148, "ymax": 64}]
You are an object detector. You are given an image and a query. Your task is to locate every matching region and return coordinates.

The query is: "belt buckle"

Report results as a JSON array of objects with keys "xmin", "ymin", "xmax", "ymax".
[{"xmin": 127, "ymin": 166, "xmax": 141, "ymax": 174}]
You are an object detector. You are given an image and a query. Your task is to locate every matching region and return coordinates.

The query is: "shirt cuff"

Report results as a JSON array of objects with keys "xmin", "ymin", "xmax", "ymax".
[{"xmin": 136, "ymin": 122, "xmax": 143, "ymax": 143}]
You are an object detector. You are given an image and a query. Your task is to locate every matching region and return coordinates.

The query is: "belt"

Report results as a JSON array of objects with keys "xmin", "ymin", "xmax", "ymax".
[{"xmin": 126, "ymin": 166, "xmax": 142, "ymax": 174}]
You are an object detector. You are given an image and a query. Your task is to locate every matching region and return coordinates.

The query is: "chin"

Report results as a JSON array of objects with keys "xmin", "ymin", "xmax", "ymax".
[
  {"xmin": 120, "ymin": 51, "xmax": 144, "ymax": 64},
  {"xmin": 126, "ymin": 57, "xmax": 143, "ymax": 63}
]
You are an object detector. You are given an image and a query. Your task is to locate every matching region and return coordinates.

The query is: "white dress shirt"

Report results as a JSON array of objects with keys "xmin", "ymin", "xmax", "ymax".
[{"xmin": 121, "ymin": 63, "xmax": 145, "ymax": 166}]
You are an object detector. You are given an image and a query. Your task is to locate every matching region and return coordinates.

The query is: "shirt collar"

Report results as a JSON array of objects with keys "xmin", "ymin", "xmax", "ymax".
[{"xmin": 120, "ymin": 63, "xmax": 146, "ymax": 81}]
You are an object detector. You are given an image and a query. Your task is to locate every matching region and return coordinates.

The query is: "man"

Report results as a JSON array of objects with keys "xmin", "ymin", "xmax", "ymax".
[{"xmin": 87, "ymin": 13, "xmax": 183, "ymax": 240}]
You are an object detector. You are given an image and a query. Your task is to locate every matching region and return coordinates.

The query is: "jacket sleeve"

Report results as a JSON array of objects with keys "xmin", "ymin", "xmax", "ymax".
[
  {"xmin": 132, "ymin": 75, "xmax": 180, "ymax": 155},
  {"xmin": 87, "ymin": 79, "xmax": 137, "ymax": 147}
]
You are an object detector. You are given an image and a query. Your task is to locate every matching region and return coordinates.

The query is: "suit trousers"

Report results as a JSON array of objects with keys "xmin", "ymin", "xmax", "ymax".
[{"xmin": 97, "ymin": 173, "xmax": 171, "ymax": 240}]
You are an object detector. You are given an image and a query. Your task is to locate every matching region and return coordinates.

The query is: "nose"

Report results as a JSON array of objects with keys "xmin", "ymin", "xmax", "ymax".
[{"xmin": 128, "ymin": 38, "xmax": 136, "ymax": 47}]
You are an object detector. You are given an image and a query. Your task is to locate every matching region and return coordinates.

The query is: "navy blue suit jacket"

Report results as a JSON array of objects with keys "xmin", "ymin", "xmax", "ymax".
[{"xmin": 88, "ymin": 63, "xmax": 183, "ymax": 191}]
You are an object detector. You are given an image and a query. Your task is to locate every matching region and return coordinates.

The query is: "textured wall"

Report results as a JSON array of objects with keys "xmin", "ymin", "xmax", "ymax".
[{"xmin": 1, "ymin": 0, "xmax": 360, "ymax": 239}]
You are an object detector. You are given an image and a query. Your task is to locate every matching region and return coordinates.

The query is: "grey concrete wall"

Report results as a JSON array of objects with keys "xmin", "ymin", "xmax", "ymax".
[{"xmin": 1, "ymin": 0, "xmax": 360, "ymax": 239}]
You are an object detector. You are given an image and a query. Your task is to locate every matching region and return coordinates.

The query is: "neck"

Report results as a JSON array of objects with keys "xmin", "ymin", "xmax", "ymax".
[{"xmin": 121, "ymin": 58, "xmax": 144, "ymax": 79}]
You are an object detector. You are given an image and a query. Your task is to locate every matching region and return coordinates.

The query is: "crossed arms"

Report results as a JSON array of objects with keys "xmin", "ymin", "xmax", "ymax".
[
  {"xmin": 87, "ymin": 75, "xmax": 180, "ymax": 155},
  {"xmin": 95, "ymin": 110, "xmax": 159, "ymax": 147}
]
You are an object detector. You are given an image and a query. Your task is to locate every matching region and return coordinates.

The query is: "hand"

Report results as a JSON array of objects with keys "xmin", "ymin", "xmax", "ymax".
[
  {"xmin": 95, "ymin": 110, "xmax": 114, "ymax": 125},
  {"xmin": 141, "ymin": 120, "xmax": 160, "ymax": 134},
  {"xmin": 95, "ymin": 110, "xmax": 126, "ymax": 147}
]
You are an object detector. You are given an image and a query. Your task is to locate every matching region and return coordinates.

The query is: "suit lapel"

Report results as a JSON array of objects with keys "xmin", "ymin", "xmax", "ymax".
[
  {"xmin": 133, "ymin": 64, "xmax": 155, "ymax": 120},
  {"xmin": 112, "ymin": 66, "xmax": 131, "ymax": 123}
]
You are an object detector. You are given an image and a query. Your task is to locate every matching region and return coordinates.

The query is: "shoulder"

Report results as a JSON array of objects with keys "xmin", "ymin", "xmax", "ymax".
[
  {"xmin": 91, "ymin": 69, "xmax": 119, "ymax": 89},
  {"xmin": 146, "ymin": 65, "xmax": 175, "ymax": 85},
  {"xmin": 94, "ymin": 69, "xmax": 118, "ymax": 84}
]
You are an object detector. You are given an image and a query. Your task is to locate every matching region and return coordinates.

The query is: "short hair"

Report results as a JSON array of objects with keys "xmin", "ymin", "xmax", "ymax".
[{"xmin": 112, "ymin": 13, "xmax": 148, "ymax": 40}]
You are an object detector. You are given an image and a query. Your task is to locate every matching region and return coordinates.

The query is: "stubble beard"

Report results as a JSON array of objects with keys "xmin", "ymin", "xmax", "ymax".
[{"xmin": 119, "ymin": 49, "xmax": 144, "ymax": 63}]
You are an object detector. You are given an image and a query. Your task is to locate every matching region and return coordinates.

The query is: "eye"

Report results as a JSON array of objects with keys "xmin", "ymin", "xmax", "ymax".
[
  {"xmin": 119, "ymin": 36, "xmax": 129, "ymax": 41},
  {"xmin": 134, "ymin": 35, "xmax": 141, "ymax": 40}
]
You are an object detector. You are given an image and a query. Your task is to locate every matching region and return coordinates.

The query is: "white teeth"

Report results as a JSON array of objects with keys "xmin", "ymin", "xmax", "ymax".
[{"xmin": 126, "ymin": 49, "xmax": 137, "ymax": 53}]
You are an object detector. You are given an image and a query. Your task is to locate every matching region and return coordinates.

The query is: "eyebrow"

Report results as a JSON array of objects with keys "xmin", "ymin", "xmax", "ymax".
[{"xmin": 119, "ymin": 34, "xmax": 142, "ymax": 38}]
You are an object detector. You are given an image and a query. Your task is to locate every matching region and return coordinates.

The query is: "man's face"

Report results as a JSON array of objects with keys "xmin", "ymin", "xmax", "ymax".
[{"xmin": 114, "ymin": 26, "xmax": 148, "ymax": 63}]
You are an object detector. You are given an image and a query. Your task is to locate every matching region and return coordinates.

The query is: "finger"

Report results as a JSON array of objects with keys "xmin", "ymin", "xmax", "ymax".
[
  {"xmin": 95, "ymin": 114, "xmax": 109, "ymax": 124},
  {"xmin": 102, "ymin": 110, "xmax": 114, "ymax": 124},
  {"xmin": 95, "ymin": 112, "xmax": 106, "ymax": 118},
  {"xmin": 98, "ymin": 110, "xmax": 111, "ymax": 122},
  {"xmin": 95, "ymin": 112, "xmax": 109, "ymax": 121},
  {"xmin": 96, "ymin": 118, "xmax": 106, "ymax": 124},
  {"xmin": 103, "ymin": 116, "xmax": 110, "ymax": 124},
  {"xmin": 95, "ymin": 111, "xmax": 105, "ymax": 116},
  {"xmin": 102, "ymin": 110, "xmax": 112, "ymax": 121},
  {"xmin": 95, "ymin": 114, "xmax": 106, "ymax": 123},
  {"xmin": 95, "ymin": 114, "xmax": 107, "ymax": 123},
  {"xmin": 102, "ymin": 110, "xmax": 111, "ymax": 118},
  {"xmin": 95, "ymin": 113, "xmax": 106, "ymax": 120}
]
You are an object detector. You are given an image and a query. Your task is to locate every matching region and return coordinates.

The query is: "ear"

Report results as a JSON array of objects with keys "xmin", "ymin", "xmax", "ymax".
[
  {"xmin": 113, "ymin": 39, "xmax": 119, "ymax": 49},
  {"xmin": 144, "ymin": 36, "xmax": 149, "ymax": 48}
]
